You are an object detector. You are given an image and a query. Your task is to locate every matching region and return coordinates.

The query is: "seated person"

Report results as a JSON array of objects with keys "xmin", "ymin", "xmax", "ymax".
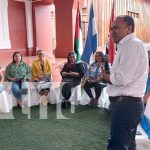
[
  {"xmin": 4, "ymin": 52, "xmax": 31, "ymax": 107},
  {"xmin": 32, "ymin": 49, "xmax": 53, "ymax": 104},
  {"xmin": 60, "ymin": 51, "xmax": 84, "ymax": 108},
  {"xmin": 84, "ymin": 51, "xmax": 106, "ymax": 106}
]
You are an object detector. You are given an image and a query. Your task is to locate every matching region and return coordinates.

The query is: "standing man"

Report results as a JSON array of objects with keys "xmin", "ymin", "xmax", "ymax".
[{"xmin": 102, "ymin": 15, "xmax": 148, "ymax": 150}]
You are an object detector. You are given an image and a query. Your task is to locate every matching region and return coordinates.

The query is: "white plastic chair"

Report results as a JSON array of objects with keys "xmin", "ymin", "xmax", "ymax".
[
  {"xmin": 6, "ymin": 90, "xmax": 17, "ymax": 109},
  {"xmin": 0, "ymin": 91, "xmax": 10, "ymax": 113}
]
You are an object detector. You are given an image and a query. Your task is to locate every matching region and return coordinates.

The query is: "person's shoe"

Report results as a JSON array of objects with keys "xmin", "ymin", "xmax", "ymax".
[
  {"xmin": 65, "ymin": 101, "xmax": 71, "ymax": 108},
  {"xmin": 93, "ymin": 99, "xmax": 99, "ymax": 106},
  {"xmin": 61, "ymin": 100, "xmax": 71, "ymax": 109},
  {"xmin": 61, "ymin": 100, "xmax": 65, "ymax": 108},
  {"xmin": 17, "ymin": 101, "xmax": 25, "ymax": 108},
  {"xmin": 89, "ymin": 98, "xmax": 95, "ymax": 105}
]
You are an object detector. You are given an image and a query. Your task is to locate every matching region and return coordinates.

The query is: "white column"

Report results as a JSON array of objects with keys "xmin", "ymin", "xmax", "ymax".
[
  {"xmin": 0, "ymin": 0, "xmax": 11, "ymax": 49},
  {"xmin": 25, "ymin": 1, "xmax": 33, "ymax": 49}
]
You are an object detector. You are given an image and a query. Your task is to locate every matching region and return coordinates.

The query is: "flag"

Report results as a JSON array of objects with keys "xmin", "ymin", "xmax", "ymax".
[
  {"xmin": 140, "ymin": 115, "xmax": 150, "ymax": 139},
  {"xmin": 81, "ymin": 3, "xmax": 98, "ymax": 64},
  {"xmin": 106, "ymin": 0, "xmax": 115, "ymax": 64},
  {"xmin": 74, "ymin": 3, "xmax": 83, "ymax": 61}
]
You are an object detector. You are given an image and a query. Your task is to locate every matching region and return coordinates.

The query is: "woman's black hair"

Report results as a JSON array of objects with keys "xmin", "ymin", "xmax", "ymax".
[
  {"xmin": 12, "ymin": 51, "xmax": 23, "ymax": 64},
  {"xmin": 67, "ymin": 51, "xmax": 77, "ymax": 63},
  {"xmin": 37, "ymin": 49, "xmax": 44, "ymax": 55}
]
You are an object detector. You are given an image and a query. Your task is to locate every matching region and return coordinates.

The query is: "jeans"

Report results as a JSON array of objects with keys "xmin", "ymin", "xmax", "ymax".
[
  {"xmin": 107, "ymin": 97, "xmax": 144, "ymax": 150},
  {"xmin": 84, "ymin": 81, "xmax": 106, "ymax": 99},
  {"xmin": 11, "ymin": 81, "xmax": 29, "ymax": 100}
]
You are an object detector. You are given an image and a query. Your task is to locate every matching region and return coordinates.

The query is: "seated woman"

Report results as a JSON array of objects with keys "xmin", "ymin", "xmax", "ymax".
[
  {"xmin": 83, "ymin": 51, "xmax": 106, "ymax": 106},
  {"xmin": 31, "ymin": 49, "xmax": 53, "ymax": 104},
  {"xmin": 60, "ymin": 51, "xmax": 84, "ymax": 108},
  {"xmin": 4, "ymin": 51, "xmax": 31, "ymax": 107}
]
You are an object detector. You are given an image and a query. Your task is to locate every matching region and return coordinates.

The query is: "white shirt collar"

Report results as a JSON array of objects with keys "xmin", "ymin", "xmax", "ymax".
[{"xmin": 118, "ymin": 33, "xmax": 135, "ymax": 46}]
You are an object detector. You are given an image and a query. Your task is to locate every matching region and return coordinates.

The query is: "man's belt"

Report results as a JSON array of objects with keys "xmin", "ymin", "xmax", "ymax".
[{"xmin": 109, "ymin": 96, "xmax": 142, "ymax": 103}]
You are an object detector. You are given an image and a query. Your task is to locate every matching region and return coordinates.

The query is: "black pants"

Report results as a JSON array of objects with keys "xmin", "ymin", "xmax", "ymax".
[
  {"xmin": 61, "ymin": 80, "xmax": 80, "ymax": 100},
  {"xmin": 84, "ymin": 81, "xmax": 105, "ymax": 99},
  {"xmin": 107, "ymin": 96, "xmax": 144, "ymax": 150}
]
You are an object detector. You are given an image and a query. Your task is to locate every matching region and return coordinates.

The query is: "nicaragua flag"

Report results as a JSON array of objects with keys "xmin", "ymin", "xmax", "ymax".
[
  {"xmin": 81, "ymin": 3, "xmax": 98, "ymax": 64},
  {"xmin": 74, "ymin": 3, "xmax": 83, "ymax": 61}
]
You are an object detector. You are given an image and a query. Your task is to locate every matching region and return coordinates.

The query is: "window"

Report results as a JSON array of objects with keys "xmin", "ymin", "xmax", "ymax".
[{"xmin": 127, "ymin": 11, "xmax": 139, "ymax": 18}]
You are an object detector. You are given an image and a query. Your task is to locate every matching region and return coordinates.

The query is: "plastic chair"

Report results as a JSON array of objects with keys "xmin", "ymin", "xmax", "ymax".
[{"xmin": 0, "ymin": 91, "xmax": 10, "ymax": 113}]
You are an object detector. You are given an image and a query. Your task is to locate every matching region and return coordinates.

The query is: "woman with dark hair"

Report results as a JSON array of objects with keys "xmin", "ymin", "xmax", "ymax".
[
  {"xmin": 4, "ymin": 52, "xmax": 31, "ymax": 107},
  {"xmin": 83, "ymin": 51, "xmax": 106, "ymax": 106},
  {"xmin": 60, "ymin": 51, "xmax": 84, "ymax": 108}
]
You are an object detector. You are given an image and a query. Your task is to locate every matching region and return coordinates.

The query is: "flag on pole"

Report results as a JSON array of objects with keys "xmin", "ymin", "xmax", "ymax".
[
  {"xmin": 74, "ymin": 3, "xmax": 83, "ymax": 61},
  {"xmin": 106, "ymin": 0, "xmax": 115, "ymax": 64},
  {"xmin": 81, "ymin": 2, "xmax": 98, "ymax": 64}
]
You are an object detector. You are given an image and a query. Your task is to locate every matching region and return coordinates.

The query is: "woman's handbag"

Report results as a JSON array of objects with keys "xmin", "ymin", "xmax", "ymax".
[{"xmin": 36, "ymin": 80, "xmax": 52, "ymax": 92}]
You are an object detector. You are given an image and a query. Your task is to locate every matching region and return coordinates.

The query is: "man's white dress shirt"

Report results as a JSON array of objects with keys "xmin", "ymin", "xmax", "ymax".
[{"xmin": 107, "ymin": 33, "xmax": 148, "ymax": 97}]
